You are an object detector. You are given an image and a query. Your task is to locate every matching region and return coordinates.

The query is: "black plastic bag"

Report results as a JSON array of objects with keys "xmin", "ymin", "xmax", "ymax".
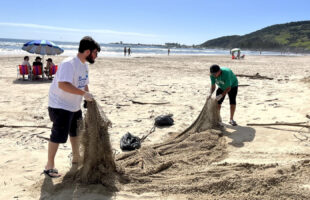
[
  {"xmin": 120, "ymin": 132, "xmax": 141, "ymax": 151},
  {"xmin": 154, "ymin": 114, "xmax": 174, "ymax": 126}
]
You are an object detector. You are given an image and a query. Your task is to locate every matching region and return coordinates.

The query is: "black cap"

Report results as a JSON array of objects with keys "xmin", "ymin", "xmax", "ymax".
[
  {"xmin": 46, "ymin": 58, "xmax": 52, "ymax": 62},
  {"xmin": 36, "ymin": 56, "xmax": 41, "ymax": 60},
  {"xmin": 210, "ymin": 64, "xmax": 220, "ymax": 73}
]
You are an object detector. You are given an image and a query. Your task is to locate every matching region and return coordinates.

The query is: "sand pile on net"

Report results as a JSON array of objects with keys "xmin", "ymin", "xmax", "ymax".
[
  {"xmin": 116, "ymin": 98, "xmax": 227, "ymax": 193},
  {"xmin": 115, "ymin": 98, "xmax": 310, "ymax": 198},
  {"xmin": 60, "ymin": 98, "xmax": 310, "ymax": 199},
  {"xmin": 70, "ymin": 98, "xmax": 227, "ymax": 195}
]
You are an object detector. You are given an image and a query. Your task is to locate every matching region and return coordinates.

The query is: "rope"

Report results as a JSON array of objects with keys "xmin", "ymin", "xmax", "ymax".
[{"xmin": 140, "ymin": 125, "xmax": 156, "ymax": 143}]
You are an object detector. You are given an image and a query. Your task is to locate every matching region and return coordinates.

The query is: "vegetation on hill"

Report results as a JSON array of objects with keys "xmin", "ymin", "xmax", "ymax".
[{"xmin": 200, "ymin": 21, "xmax": 310, "ymax": 52}]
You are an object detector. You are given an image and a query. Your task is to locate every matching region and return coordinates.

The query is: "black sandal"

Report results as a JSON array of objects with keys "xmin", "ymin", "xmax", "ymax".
[
  {"xmin": 43, "ymin": 169, "xmax": 61, "ymax": 178},
  {"xmin": 229, "ymin": 120, "xmax": 237, "ymax": 126}
]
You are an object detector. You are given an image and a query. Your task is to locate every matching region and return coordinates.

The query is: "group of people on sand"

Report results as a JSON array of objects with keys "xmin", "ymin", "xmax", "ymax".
[
  {"xmin": 43, "ymin": 36, "xmax": 239, "ymax": 178},
  {"xmin": 21, "ymin": 56, "xmax": 56, "ymax": 80},
  {"xmin": 230, "ymin": 50, "xmax": 245, "ymax": 59}
]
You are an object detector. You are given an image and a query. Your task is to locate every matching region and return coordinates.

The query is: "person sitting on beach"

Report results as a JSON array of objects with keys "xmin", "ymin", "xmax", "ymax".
[
  {"xmin": 208, "ymin": 64, "xmax": 239, "ymax": 126},
  {"xmin": 44, "ymin": 36, "xmax": 100, "ymax": 178},
  {"xmin": 32, "ymin": 56, "xmax": 43, "ymax": 79},
  {"xmin": 22, "ymin": 56, "xmax": 32, "ymax": 80},
  {"xmin": 44, "ymin": 58, "xmax": 54, "ymax": 79},
  {"xmin": 33, "ymin": 56, "xmax": 43, "ymax": 67}
]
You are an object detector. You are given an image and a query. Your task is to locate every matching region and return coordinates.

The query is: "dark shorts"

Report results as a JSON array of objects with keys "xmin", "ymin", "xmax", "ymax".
[
  {"xmin": 48, "ymin": 107, "xmax": 82, "ymax": 143},
  {"xmin": 216, "ymin": 86, "xmax": 238, "ymax": 105}
]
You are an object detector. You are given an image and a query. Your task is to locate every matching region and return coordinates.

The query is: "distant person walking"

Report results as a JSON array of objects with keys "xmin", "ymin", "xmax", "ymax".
[
  {"xmin": 208, "ymin": 64, "xmax": 238, "ymax": 126},
  {"xmin": 128, "ymin": 47, "xmax": 131, "ymax": 56},
  {"xmin": 168, "ymin": 48, "xmax": 170, "ymax": 56},
  {"xmin": 124, "ymin": 47, "xmax": 127, "ymax": 56},
  {"xmin": 44, "ymin": 36, "xmax": 100, "ymax": 178}
]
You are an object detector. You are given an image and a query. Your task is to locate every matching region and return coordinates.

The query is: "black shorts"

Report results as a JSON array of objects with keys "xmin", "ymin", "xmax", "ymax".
[
  {"xmin": 216, "ymin": 86, "xmax": 238, "ymax": 105},
  {"xmin": 48, "ymin": 107, "xmax": 82, "ymax": 143}
]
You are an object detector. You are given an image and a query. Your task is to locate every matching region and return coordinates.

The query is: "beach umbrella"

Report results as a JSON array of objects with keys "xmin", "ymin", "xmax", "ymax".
[
  {"xmin": 22, "ymin": 40, "xmax": 63, "ymax": 79},
  {"xmin": 231, "ymin": 48, "xmax": 241, "ymax": 52},
  {"xmin": 22, "ymin": 40, "xmax": 64, "ymax": 55}
]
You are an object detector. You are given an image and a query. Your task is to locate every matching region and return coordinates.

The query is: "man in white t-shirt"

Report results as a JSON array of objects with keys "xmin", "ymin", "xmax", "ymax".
[{"xmin": 44, "ymin": 36, "xmax": 100, "ymax": 178}]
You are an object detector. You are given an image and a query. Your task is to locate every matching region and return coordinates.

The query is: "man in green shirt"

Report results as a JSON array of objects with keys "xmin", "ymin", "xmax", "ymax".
[{"xmin": 208, "ymin": 64, "xmax": 238, "ymax": 126}]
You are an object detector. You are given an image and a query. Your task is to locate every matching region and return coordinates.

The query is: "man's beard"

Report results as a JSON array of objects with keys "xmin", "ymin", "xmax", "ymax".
[{"xmin": 86, "ymin": 54, "xmax": 95, "ymax": 64}]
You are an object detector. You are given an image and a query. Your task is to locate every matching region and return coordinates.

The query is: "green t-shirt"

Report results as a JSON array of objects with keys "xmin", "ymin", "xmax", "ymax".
[{"xmin": 210, "ymin": 67, "xmax": 238, "ymax": 90}]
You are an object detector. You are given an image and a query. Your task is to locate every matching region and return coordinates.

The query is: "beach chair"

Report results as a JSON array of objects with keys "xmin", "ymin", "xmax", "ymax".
[
  {"xmin": 45, "ymin": 65, "xmax": 58, "ymax": 79},
  {"xmin": 17, "ymin": 65, "xmax": 29, "ymax": 80},
  {"xmin": 32, "ymin": 65, "xmax": 43, "ymax": 80},
  {"xmin": 49, "ymin": 65, "xmax": 58, "ymax": 78}
]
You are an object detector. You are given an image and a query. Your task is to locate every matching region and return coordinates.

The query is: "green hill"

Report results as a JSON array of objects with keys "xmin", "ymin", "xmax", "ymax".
[{"xmin": 200, "ymin": 21, "xmax": 310, "ymax": 52}]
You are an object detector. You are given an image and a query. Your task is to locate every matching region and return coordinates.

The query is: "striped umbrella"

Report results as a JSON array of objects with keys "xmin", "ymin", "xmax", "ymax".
[
  {"xmin": 231, "ymin": 48, "xmax": 241, "ymax": 52},
  {"xmin": 22, "ymin": 40, "xmax": 64, "ymax": 55}
]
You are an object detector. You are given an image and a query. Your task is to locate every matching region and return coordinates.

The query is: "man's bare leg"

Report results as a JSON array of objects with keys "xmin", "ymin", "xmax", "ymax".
[
  {"xmin": 44, "ymin": 141, "xmax": 61, "ymax": 177},
  {"xmin": 46, "ymin": 141, "xmax": 59, "ymax": 170}
]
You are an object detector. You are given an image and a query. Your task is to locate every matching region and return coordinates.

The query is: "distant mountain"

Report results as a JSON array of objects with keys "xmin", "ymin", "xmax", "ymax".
[{"xmin": 200, "ymin": 21, "xmax": 310, "ymax": 52}]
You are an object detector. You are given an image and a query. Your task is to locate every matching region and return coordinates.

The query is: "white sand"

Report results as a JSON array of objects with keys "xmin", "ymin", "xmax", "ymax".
[{"xmin": 0, "ymin": 55, "xmax": 310, "ymax": 199}]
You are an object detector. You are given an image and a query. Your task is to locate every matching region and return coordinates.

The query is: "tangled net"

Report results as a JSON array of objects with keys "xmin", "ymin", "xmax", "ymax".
[
  {"xmin": 73, "ymin": 98, "xmax": 225, "ymax": 193},
  {"xmin": 73, "ymin": 100, "xmax": 121, "ymax": 189}
]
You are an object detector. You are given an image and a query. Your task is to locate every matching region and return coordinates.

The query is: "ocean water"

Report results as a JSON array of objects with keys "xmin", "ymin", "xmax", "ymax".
[{"xmin": 0, "ymin": 38, "xmax": 290, "ymax": 57}]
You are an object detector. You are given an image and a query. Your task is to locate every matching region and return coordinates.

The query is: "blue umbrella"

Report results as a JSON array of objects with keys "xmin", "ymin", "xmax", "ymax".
[
  {"xmin": 22, "ymin": 40, "xmax": 63, "ymax": 79},
  {"xmin": 22, "ymin": 40, "xmax": 64, "ymax": 55}
]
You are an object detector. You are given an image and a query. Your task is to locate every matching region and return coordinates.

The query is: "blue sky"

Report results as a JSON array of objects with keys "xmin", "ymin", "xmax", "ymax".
[{"xmin": 0, "ymin": 0, "xmax": 309, "ymax": 45}]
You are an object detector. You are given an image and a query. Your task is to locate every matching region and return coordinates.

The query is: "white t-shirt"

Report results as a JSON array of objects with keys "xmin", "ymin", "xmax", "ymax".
[
  {"xmin": 48, "ymin": 56, "xmax": 89, "ymax": 112},
  {"xmin": 22, "ymin": 60, "xmax": 31, "ymax": 67}
]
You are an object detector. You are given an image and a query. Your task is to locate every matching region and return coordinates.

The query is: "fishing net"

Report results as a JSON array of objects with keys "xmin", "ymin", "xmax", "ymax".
[
  {"xmin": 73, "ymin": 98, "xmax": 225, "ymax": 194},
  {"xmin": 73, "ymin": 100, "xmax": 119, "ymax": 188}
]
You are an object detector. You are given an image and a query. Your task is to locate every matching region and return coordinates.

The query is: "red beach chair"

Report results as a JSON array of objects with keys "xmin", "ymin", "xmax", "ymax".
[
  {"xmin": 17, "ymin": 65, "xmax": 29, "ymax": 80},
  {"xmin": 45, "ymin": 65, "xmax": 58, "ymax": 79},
  {"xmin": 49, "ymin": 65, "xmax": 58, "ymax": 76},
  {"xmin": 32, "ymin": 65, "xmax": 43, "ymax": 80}
]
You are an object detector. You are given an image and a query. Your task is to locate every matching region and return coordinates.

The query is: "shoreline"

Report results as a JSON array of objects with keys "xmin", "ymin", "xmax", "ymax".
[{"xmin": 1, "ymin": 53, "xmax": 309, "ymax": 59}]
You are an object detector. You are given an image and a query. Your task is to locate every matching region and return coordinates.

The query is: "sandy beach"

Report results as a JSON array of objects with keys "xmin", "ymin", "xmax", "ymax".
[{"xmin": 0, "ymin": 55, "xmax": 310, "ymax": 199}]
